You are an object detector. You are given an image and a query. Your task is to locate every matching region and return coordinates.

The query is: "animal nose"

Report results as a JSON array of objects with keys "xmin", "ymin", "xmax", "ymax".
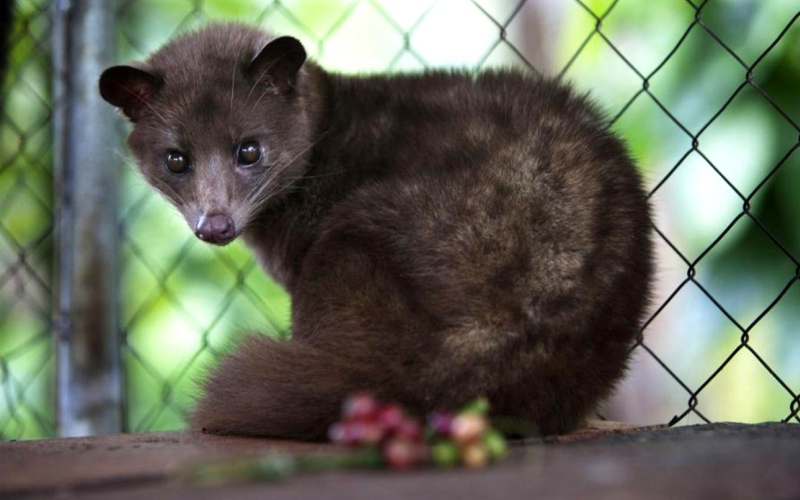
[{"xmin": 195, "ymin": 213, "xmax": 236, "ymax": 245}]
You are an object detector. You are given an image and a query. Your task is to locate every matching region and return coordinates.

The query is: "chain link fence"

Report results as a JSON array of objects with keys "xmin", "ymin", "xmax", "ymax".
[
  {"xmin": 1, "ymin": 0, "xmax": 56, "ymax": 439},
  {"xmin": 1, "ymin": 0, "xmax": 798, "ymax": 440}
]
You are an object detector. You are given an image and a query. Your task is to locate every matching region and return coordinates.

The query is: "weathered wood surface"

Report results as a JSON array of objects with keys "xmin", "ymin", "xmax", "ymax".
[{"xmin": 1, "ymin": 422, "xmax": 798, "ymax": 499}]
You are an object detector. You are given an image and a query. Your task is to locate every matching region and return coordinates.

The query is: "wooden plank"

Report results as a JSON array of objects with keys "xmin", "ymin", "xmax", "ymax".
[
  {"xmin": 1, "ymin": 423, "xmax": 798, "ymax": 499},
  {"xmin": 0, "ymin": 431, "xmax": 328, "ymax": 496}
]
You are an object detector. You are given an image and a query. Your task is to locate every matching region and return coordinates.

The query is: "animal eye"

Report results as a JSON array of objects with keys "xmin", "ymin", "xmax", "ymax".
[
  {"xmin": 236, "ymin": 141, "xmax": 262, "ymax": 166},
  {"xmin": 165, "ymin": 151, "xmax": 190, "ymax": 174}
]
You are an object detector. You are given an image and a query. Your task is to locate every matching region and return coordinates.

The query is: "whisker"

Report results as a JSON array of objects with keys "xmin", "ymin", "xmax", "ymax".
[
  {"xmin": 242, "ymin": 130, "xmax": 331, "ymax": 214},
  {"xmin": 149, "ymin": 176, "xmax": 189, "ymax": 208},
  {"xmin": 248, "ymin": 52, "xmax": 300, "ymax": 109},
  {"xmin": 250, "ymin": 55, "xmax": 296, "ymax": 108},
  {"xmin": 114, "ymin": 83, "xmax": 170, "ymax": 127},
  {"xmin": 229, "ymin": 52, "xmax": 240, "ymax": 131},
  {"xmin": 245, "ymin": 57, "xmax": 281, "ymax": 107},
  {"xmin": 278, "ymin": 169, "xmax": 351, "ymax": 181},
  {"xmin": 112, "ymin": 149, "xmax": 141, "ymax": 174}
]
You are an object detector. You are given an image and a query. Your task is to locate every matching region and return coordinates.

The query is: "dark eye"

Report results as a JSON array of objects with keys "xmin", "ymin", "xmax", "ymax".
[
  {"xmin": 165, "ymin": 151, "xmax": 190, "ymax": 174},
  {"xmin": 236, "ymin": 141, "xmax": 262, "ymax": 166}
]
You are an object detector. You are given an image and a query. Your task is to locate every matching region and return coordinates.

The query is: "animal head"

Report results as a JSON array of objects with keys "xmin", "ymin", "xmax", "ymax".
[{"xmin": 99, "ymin": 24, "xmax": 314, "ymax": 245}]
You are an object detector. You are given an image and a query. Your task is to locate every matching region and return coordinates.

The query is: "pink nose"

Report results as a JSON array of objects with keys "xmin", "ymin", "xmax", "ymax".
[{"xmin": 195, "ymin": 213, "xmax": 236, "ymax": 245}]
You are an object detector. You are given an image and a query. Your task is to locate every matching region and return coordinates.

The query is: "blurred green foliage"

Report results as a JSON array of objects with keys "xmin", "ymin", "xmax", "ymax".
[
  {"xmin": 1, "ymin": 0, "xmax": 798, "ymax": 439},
  {"xmin": 0, "ymin": 0, "xmax": 56, "ymax": 439}
]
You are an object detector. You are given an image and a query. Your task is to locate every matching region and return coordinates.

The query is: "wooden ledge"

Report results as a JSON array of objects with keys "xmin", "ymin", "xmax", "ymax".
[{"xmin": 1, "ymin": 422, "xmax": 798, "ymax": 499}]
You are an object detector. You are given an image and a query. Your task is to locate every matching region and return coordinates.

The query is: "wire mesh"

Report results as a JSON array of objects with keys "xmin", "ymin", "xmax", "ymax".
[
  {"xmin": 0, "ymin": 0, "xmax": 56, "ymax": 440},
  {"xmin": 1, "ymin": 0, "xmax": 798, "ymax": 439}
]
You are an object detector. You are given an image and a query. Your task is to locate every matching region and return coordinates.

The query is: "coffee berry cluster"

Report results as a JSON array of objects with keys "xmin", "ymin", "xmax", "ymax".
[{"xmin": 328, "ymin": 393, "xmax": 507, "ymax": 469}]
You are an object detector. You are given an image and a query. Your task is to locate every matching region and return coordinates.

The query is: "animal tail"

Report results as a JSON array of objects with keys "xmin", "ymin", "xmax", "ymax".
[{"xmin": 191, "ymin": 334, "xmax": 363, "ymax": 440}]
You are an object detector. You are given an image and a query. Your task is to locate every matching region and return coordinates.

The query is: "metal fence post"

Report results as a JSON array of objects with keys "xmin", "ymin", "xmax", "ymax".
[{"xmin": 52, "ymin": 0, "xmax": 122, "ymax": 437}]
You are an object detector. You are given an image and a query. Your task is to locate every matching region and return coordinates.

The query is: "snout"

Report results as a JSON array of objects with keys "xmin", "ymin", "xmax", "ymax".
[{"xmin": 195, "ymin": 213, "xmax": 236, "ymax": 245}]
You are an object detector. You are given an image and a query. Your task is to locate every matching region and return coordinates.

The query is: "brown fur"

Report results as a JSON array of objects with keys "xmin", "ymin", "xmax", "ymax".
[{"xmin": 99, "ymin": 23, "xmax": 653, "ymax": 440}]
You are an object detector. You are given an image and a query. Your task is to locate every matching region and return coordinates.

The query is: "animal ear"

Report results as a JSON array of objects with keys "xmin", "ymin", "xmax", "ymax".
[
  {"xmin": 98, "ymin": 65, "xmax": 162, "ymax": 122},
  {"xmin": 247, "ymin": 36, "xmax": 306, "ymax": 94}
]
